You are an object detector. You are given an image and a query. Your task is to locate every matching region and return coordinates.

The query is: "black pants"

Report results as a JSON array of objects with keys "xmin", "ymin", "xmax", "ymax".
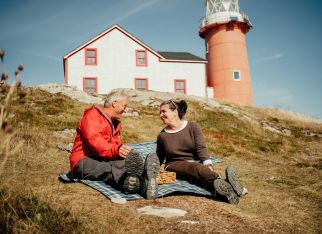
[
  {"xmin": 166, "ymin": 161, "xmax": 220, "ymax": 190},
  {"xmin": 72, "ymin": 157, "xmax": 126, "ymax": 187}
]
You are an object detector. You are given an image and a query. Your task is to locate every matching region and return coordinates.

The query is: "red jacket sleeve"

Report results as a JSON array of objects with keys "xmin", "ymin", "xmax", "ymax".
[{"xmin": 80, "ymin": 108, "xmax": 122, "ymax": 159}]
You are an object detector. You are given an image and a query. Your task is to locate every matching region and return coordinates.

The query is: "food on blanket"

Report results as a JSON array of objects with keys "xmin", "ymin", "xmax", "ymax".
[{"xmin": 156, "ymin": 169, "xmax": 176, "ymax": 185}]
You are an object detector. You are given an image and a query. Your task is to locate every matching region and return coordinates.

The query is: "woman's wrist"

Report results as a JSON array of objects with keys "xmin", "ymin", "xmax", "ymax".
[{"xmin": 202, "ymin": 159, "xmax": 212, "ymax": 165}]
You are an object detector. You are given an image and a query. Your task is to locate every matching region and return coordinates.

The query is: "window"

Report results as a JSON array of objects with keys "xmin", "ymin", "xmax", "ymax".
[
  {"xmin": 135, "ymin": 78, "xmax": 148, "ymax": 91},
  {"xmin": 136, "ymin": 50, "xmax": 148, "ymax": 66},
  {"xmin": 85, "ymin": 48, "xmax": 97, "ymax": 65},
  {"xmin": 174, "ymin": 79, "xmax": 186, "ymax": 94},
  {"xmin": 233, "ymin": 70, "xmax": 241, "ymax": 81},
  {"xmin": 83, "ymin": 77, "xmax": 97, "ymax": 93}
]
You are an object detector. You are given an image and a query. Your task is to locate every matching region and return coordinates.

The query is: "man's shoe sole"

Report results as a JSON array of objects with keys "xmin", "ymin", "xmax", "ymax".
[
  {"xmin": 123, "ymin": 150, "xmax": 144, "ymax": 193},
  {"xmin": 123, "ymin": 176, "xmax": 140, "ymax": 193},
  {"xmin": 226, "ymin": 165, "xmax": 244, "ymax": 196},
  {"xmin": 214, "ymin": 179, "xmax": 239, "ymax": 204},
  {"xmin": 143, "ymin": 153, "xmax": 160, "ymax": 199}
]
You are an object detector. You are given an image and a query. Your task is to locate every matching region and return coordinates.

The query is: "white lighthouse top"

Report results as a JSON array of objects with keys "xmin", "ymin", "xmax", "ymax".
[{"xmin": 201, "ymin": 0, "xmax": 251, "ymax": 28}]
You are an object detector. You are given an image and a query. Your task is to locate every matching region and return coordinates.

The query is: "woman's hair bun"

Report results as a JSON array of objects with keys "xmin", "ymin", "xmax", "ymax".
[{"xmin": 177, "ymin": 100, "xmax": 188, "ymax": 119}]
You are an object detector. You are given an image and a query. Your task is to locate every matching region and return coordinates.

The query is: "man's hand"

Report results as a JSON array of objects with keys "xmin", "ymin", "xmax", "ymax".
[{"xmin": 119, "ymin": 145, "xmax": 132, "ymax": 158}]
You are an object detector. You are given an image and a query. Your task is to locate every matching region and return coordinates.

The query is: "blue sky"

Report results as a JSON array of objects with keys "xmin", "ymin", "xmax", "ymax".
[{"xmin": 1, "ymin": 0, "xmax": 321, "ymax": 119}]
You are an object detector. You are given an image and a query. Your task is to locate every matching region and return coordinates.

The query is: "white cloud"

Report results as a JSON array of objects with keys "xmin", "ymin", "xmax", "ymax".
[
  {"xmin": 84, "ymin": 0, "xmax": 160, "ymax": 36},
  {"xmin": 254, "ymin": 53, "xmax": 284, "ymax": 63},
  {"xmin": 108, "ymin": 0, "xmax": 160, "ymax": 25},
  {"xmin": 267, "ymin": 53, "xmax": 283, "ymax": 60},
  {"xmin": 13, "ymin": 48, "xmax": 61, "ymax": 62}
]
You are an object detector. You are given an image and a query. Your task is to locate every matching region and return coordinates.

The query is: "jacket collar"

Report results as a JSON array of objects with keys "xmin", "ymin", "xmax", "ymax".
[{"xmin": 93, "ymin": 105, "xmax": 121, "ymax": 135}]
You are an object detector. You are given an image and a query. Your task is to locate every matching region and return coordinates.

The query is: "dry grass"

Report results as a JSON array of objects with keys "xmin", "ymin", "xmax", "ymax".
[
  {"xmin": 261, "ymin": 107, "xmax": 322, "ymax": 124},
  {"xmin": 243, "ymin": 106, "xmax": 322, "ymax": 134},
  {"xmin": 0, "ymin": 56, "xmax": 85, "ymax": 233},
  {"xmin": 0, "ymin": 84, "xmax": 321, "ymax": 233}
]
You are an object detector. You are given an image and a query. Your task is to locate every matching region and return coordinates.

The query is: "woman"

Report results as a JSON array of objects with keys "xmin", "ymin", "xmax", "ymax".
[{"xmin": 156, "ymin": 99, "xmax": 247, "ymax": 204}]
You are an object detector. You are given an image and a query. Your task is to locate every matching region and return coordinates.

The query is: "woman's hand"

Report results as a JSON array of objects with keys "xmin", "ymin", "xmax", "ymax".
[
  {"xmin": 207, "ymin": 164, "xmax": 214, "ymax": 172},
  {"xmin": 206, "ymin": 164, "xmax": 221, "ymax": 178}
]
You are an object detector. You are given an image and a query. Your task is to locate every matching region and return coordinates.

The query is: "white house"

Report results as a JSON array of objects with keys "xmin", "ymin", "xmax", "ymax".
[{"xmin": 63, "ymin": 25, "xmax": 207, "ymax": 97}]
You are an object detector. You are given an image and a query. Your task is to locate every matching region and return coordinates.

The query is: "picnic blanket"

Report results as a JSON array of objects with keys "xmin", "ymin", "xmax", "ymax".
[{"xmin": 58, "ymin": 142, "xmax": 222, "ymax": 201}]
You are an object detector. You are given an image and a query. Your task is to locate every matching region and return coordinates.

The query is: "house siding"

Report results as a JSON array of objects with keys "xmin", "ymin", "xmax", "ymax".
[{"xmin": 66, "ymin": 26, "xmax": 206, "ymax": 97}]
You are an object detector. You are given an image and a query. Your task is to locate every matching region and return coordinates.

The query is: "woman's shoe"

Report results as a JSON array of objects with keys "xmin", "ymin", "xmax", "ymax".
[
  {"xmin": 214, "ymin": 179, "xmax": 239, "ymax": 204},
  {"xmin": 226, "ymin": 165, "xmax": 245, "ymax": 196}
]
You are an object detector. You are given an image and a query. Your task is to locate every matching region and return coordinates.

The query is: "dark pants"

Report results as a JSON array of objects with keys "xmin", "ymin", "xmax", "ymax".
[
  {"xmin": 72, "ymin": 157, "xmax": 126, "ymax": 187},
  {"xmin": 165, "ymin": 161, "xmax": 219, "ymax": 190}
]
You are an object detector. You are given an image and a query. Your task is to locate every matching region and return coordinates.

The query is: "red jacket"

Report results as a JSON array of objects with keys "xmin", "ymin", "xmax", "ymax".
[{"xmin": 69, "ymin": 105, "xmax": 123, "ymax": 171}]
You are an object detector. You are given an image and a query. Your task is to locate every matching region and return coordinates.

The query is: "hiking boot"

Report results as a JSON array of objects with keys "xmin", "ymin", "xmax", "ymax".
[
  {"xmin": 226, "ymin": 165, "xmax": 245, "ymax": 196},
  {"xmin": 141, "ymin": 153, "xmax": 160, "ymax": 199},
  {"xmin": 214, "ymin": 179, "xmax": 239, "ymax": 204},
  {"xmin": 123, "ymin": 150, "xmax": 144, "ymax": 194}
]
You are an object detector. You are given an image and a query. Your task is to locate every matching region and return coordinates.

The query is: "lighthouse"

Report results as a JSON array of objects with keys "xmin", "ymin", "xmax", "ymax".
[{"xmin": 199, "ymin": 0, "xmax": 253, "ymax": 106}]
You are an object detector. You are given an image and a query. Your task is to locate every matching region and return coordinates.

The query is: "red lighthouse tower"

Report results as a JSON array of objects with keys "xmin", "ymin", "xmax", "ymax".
[{"xmin": 199, "ymin": 0, "xmax": 253, "ymax": 106}]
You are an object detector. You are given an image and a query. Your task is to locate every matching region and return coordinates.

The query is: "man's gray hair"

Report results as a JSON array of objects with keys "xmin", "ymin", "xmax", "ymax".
[{"xmin": 104, "ymin": 92, "xmax": 127, "ymax": 107}]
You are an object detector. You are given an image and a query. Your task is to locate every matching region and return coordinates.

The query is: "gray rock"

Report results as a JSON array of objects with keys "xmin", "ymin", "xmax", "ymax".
[
  {"xmin": 149, "ymin": 101, "xmax": 161, "ymax": 107},
  {"xmin": 281, "ymin": 128, "xmax": 292, "ymax": 136},
  {"xmin": 141, "ymin": 100, "xmax": 152, "ymax": 106},
  {"xmin": 180, "ymin": 220, "xmax": 199, "ymax": 225},
  {"xmin": 262, "ymin": 122, "xmax": 292, "ymax": 136},
  {"xmin": 38, "ymin": 83, "xmax": 103, "ymax": 104},
  {"xmin": 111, "ymin": 197, "xmax": 127, "ymax": 204},
  {"xmin": 123, "ymin": 111, "xmax": 139, "ymax": 117},
  {"xmin": 54, "ymin": 129, "xmax": 76, "ymax": 138},
  {"xmin": 137, "ymin": 206, "xmax": 187, "ymax": 218}
]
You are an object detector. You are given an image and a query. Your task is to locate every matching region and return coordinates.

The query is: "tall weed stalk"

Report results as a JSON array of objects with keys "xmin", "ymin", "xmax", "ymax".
[
  {"xmin": 0, "ymin": 49, "xmax": 24, "ymax": 177},
  {"xmin": 0, "ymin": 49, "xmax": 84, "ymax": 233}
]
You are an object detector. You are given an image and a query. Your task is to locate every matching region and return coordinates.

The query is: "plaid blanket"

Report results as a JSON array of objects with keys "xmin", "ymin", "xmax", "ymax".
[
  {"xmin": 59, "ymin": 173, "xmax": 215, "ymax": 201},
  {"xmin": 58, "ymin": 142, "xmax": 222, "ymax": 201}
]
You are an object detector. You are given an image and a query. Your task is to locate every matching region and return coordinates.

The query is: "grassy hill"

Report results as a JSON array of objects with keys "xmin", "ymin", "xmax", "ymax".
[{"xmin": 0, "ymin": 84, "xmax": 321, "ymax": 233}]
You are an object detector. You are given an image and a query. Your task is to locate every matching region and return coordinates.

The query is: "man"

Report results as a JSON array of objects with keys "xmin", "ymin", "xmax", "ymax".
[{"xmin": 69, "ymin": 92, "xmax": 159, "ymax": 199}]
